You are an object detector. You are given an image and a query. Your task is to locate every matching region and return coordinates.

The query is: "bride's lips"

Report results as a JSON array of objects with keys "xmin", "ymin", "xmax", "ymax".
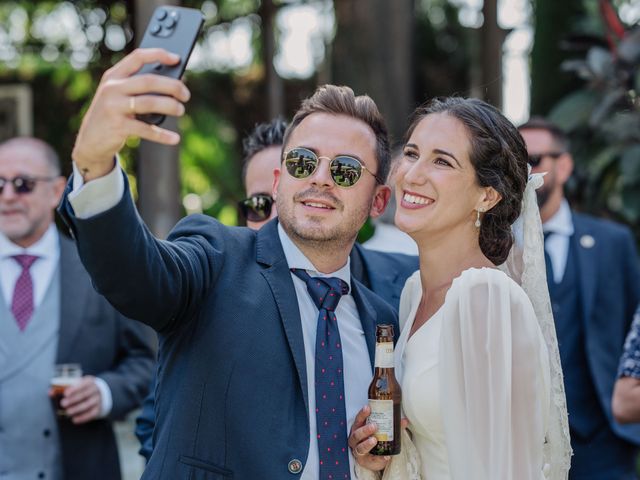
[{"xmin": 400, "ymin": 190, "xmax": 435, "ymax": 210}]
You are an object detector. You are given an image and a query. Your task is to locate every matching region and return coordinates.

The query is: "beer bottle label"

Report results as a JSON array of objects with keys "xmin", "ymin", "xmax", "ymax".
[
  {"xmin": 374, "ymin": 342, "xmax": 394, "ymax": 368},
  {"xmin": 368, "ymin": 399, "xmax": 394, "ymax": 441}
]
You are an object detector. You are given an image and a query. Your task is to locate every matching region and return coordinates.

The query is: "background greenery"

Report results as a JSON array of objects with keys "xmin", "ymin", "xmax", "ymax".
[{"xmin": 0, "ymin": 0, "xmax": 638, "ymax": 242}]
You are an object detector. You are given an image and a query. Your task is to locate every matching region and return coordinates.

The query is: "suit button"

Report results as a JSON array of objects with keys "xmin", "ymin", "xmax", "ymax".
[
  {"xmin": 38, "ymin": 472, "xmax": 45, "ymax": 479},
  {"xmin": 288, "ymin": 459, "xmax": 303, "ymax": 474},
  {"xmin": 43, "ymin": 429, "xmax": 51, "ymax": 437}
]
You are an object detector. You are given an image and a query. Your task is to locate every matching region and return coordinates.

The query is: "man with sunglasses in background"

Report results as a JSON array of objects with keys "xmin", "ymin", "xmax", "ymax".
[
  {"xmin": 134, "ymin": 117, "xmax": 418, "ymax": 462},
  {"xmin": 519, "ymin": 118, "xmax": 640, "ymax": 480},
  {"xmin": 0, "ymin": 137, "xmax": 155, "ymax": 480},
  {"xmin": 57, "ymin": 47, "xmax": 406, "ymax": 480}
]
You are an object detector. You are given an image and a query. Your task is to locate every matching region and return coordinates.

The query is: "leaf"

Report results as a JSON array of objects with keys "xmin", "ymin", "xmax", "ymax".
[
  {"xmin": 549, "ymin": 89, "xmax": 601, "ymax": 133},
  {"xmin": 586, "ymin": 145, "xmax": 621, "ymax": 180},
  {"xmin": 621, "ymin": 185, "xmax": 640, "ymax": 223},
  {"xmin": 618, "ymin": 29, "xmax": 640, "ymax": 64},
  {"xmin": 586, "ymin": 46, "xmax": 614, "ymax": 80},
  {"xmin": 589, "ymin": 88, "xmax": 626, "ymax": 127},
  {"xmin": 620, "ymin": 145, "xmax": 640, "ymax": 185},
  {"xmin": 561, "ymin": 59, "xmax": 593, "ymax": 81}
]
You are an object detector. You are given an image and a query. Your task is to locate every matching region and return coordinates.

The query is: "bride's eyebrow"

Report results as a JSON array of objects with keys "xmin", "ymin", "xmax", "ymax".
[
  {"xmin": 404, "ymin": 143, "xmax": 419, "ymax": 151},
  {"xmin": 433, "ymin": 148, "xmax": 461, "ymax": 167}
]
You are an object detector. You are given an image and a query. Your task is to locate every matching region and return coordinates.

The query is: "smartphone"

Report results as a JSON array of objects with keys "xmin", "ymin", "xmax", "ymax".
[{"xmin": 135, "ymin": 6, "xmax": 204, "ymax": 125}]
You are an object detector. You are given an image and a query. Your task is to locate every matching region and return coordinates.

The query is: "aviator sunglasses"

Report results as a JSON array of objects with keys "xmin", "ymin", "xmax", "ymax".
[
  {"xmin": 283, "ymin": 147, "xmax": 383, "ymax": 188},
  {"xmin": 0, "ymin": 176, "xmax": 55, "ymax": 195},
  {"xmin": 238, "ymin": 193, "xmax": 274, "ymax": 222},
  {"xmin": 527, "ymin": 151, "xmax": 564, "ymax": 168}
]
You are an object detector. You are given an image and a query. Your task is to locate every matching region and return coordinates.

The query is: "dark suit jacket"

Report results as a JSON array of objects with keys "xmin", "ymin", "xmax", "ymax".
[
  {"xmin": 135, "ymin": 242, "xmax": 418, "ymax": 461},
  {"xmin": 350, "ymin": 243, "xmax": 418, "ymax": 312},
  {"xmin": 56, "ymin": 234, "xmax": 155, "ymax": 480},
  {"xmin": 59, "ymin": 179, "xmax": 399, "ymax": 479},
  {"xmin": 562, "ymin": 213, "xmax": 640, "ymax": 446}
]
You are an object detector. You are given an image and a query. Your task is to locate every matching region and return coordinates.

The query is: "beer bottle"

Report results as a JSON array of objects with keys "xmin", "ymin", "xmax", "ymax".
[{"xmin": 367, "ymin": 324, "xmax": 402, "ymax": 455}]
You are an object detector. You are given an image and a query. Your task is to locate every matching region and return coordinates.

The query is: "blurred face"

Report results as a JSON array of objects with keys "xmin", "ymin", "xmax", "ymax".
[
  {"xmin": 273, "ymin": 112, "xmax": 389, "ymax": 248},
  {"xmin": 0, "ymin": 143, "xmax": 65, "ymax": 247},
  {"xmin": 519, "ymin": 128, "xmax": 572, "ymax": 210},
  {"xmin": 394, "ymin": 113, "xmax": 495, "ymax": 241},
  {"xmin": 244, "ymin": 146, "xmax": 281, "ymax": 230}
]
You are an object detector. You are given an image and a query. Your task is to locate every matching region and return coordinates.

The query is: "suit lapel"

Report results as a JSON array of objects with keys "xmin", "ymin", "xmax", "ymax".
[
  {"xmin": 57, "ymin": 235, "xmax": 90, "ymax": 362},
  {"xmin": 257, "ymin": 221, "xmax": 310, "ymax": 414},
  {"xmin": 351, "ymin": 279, "xmax": 377, "ymax": 367},
  {"xmin": 573, "ymin": 215, "xmax": 598, "ymax": 327}
]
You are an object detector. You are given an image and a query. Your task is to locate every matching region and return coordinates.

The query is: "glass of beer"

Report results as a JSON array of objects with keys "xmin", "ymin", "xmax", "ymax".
[{"xmin": 51, "ymin": 363, "xmax": 82, "ymax": 416}]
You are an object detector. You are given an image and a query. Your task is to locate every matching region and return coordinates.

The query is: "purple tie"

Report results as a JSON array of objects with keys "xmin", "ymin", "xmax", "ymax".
[
  {"xmin": 291, "ymin": 268, "xmax": 351, "ymax": 480},
  {"xmin": 11, "ymin": 254, "xmax": 38, "ymax": 331}
]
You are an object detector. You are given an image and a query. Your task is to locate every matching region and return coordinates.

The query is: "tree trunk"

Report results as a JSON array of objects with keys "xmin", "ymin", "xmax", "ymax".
[
  {"xmin": 259, "ymin": 0, "xmax": 284, "ymax": 120},
  {"xmin": 530, "ymin": 0, "xmax": 587, "ymax": 115},
  {"xmin": 331, "ymin": 0, "xmax": 414, "ymax": 145},
  {"xmin": 480, "ymin": 0, "xmax": 508, "ymax": 109},
  {"xmin": 133, "ymin": 0, "xmax": 182, "ymax": 239}
]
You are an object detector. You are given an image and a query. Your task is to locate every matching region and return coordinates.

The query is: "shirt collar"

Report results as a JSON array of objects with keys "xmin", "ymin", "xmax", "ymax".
[
  {"xmin": 0, "ymin": 224, "xmax": 59, "ymax": 260},
  {"xmin": 543, "ymin": 199, "xmax": 574, "ymax": 237},
  {"xmin": 277, "ymin": 223, "xmax": 351, "ymax": 287}
]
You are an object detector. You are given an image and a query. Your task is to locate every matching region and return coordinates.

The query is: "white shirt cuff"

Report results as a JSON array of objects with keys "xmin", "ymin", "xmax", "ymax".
[
  {"xmin": 68, "ymin": 157, "xmax": 125, "ymax": 219},
  {"xmin": 93, "ymin": 376, "xmax": 113, "ymax": 418}
]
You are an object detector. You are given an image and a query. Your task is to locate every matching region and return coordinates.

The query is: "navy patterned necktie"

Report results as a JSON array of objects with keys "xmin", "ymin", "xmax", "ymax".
[{"xmin": 291, "ymin": 268, "xmax": 351, "ymax": 480}]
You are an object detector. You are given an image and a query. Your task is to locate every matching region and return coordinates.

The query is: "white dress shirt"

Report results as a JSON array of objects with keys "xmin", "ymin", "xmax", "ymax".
[
  {"xmin": 0, "ymin": 225, "xmax": 112, "ymax": 416},
  {"xmin": 69, "ymin": 161, "xmax": 373, "ymax": 478},
  {"xmin": 543, "ymin": 199, "xmax": 574, "ymax": 284},
  {"xmin": 278, "ymin": 224, "xmax": 372, "ymax": 480}
]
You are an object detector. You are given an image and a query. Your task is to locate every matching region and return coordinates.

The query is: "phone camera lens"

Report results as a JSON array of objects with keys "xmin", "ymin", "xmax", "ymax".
[
  {"xmin": 155, "ymin": 9, "xmax": 168, "ymax": 20},
  {"xmin": 150, "ymin": 23, "xmax": 161, "ymax": 35},
  {"xmin": 163, "ymin": 17, "xmax": 177, "ymax": 29}
]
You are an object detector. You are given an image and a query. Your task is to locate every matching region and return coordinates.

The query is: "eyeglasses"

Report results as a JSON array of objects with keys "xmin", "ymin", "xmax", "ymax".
[
  {"xmin": 238, "ymin": 193, "xmax": 274, "ymax": 222},
  {"xmin": 0, "ymin": 176, "xmax": 56, "ymax": 195},
  {"xmin": 527, "ymin": 152, "xmax": 564, "ymax": 168},
  {"xmin": 283, "ymin": 147, "xmax": 383, "ymax": 188}
]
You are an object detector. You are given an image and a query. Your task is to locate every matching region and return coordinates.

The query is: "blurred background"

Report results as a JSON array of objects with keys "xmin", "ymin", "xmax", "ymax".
[{"xmin": 0, "ymin": 0, "xmax": 638, "ymax": 476}]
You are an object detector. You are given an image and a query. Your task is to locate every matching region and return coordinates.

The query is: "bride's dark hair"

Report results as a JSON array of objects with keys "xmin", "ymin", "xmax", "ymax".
[{"xmin": 405, "ymin": 97, "xmax": 528, "ymax": 265}]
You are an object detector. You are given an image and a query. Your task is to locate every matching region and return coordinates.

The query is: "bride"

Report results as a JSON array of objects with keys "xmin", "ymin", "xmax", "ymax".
[{"xmin": 349, "ymin": 97, "xmax": 571, "ymax": 479}]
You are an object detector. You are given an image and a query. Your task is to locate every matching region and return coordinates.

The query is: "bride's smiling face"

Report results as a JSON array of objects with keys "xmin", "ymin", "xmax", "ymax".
[{"xmin": 394, "ymin": 113, "xmax": 489, "ymax": 240}]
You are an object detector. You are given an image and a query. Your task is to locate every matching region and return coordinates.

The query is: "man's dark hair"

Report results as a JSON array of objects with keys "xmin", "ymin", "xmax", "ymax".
[
  {"xmin": 241, "ymin": 118, "xmax": 288, "ymax": 186},
  {"xmin": 283, "ymin": 84, "xmax": 391, "ymax": 184},
  {"xmin": 518, "ymin": 116, "xmax": 570, "ymax": 152}
]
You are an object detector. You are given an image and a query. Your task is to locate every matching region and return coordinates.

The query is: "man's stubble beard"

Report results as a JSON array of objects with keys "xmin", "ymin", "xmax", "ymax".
[
  {"xmin": 276, "ymin": 196, "xmax": 369, "ymax": 254},
  {"xmin": 536, "ymin": 170, "xmax": 555, "ymax": 209}
]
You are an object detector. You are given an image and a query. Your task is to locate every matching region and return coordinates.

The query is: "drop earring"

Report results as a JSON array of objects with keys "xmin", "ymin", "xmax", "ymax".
[{"xmin": 475, "ymin": 208, "xmax": 484, "ymax": 228}]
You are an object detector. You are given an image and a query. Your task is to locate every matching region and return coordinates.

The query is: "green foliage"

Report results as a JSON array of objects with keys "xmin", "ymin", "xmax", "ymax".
[
  {"xmin": 530, "ymin": 0, "xmax": 589, "ymax": 115},
  {"xmin": 179, "ymin": 105, "xmax": 243, "ymax": 224},
  {"xmin": 549, "ymin": 26, "xmax": 640, "ymax": 240}
]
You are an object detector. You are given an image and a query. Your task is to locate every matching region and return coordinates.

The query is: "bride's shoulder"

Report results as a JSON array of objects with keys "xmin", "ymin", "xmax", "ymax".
[{"xmin": 450, "ymin": 267, "xmax": 531, "ymax": 306}]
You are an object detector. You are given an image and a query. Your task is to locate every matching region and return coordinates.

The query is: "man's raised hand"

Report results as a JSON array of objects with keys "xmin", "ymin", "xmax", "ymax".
[{"xmin": 72, "ymin": 48, "xmax": 191, "ymax": 181}]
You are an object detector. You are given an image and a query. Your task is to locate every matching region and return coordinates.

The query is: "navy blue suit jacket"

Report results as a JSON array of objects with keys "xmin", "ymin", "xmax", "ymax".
[
  {"xmin": 59, "ymin": 178, "xmax": 399, "ymax": 479},
  {"xmin": 567, "ymin": 212, "xmax": 640, "ymax": 445},
  {"xmin": 135, "ymin": 242, "xmax": 418, "ymax": 462}
]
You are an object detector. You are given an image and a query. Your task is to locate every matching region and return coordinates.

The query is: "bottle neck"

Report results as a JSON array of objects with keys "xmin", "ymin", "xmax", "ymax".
[{"xmin": 374, "ymin": 340, "xmax": 394, "ymax": 369}]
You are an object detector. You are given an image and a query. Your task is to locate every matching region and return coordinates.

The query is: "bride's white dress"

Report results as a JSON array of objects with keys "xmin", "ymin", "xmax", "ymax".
[{"xmin": 357, "ymin": 267, "xmax": 553, "ymax": 480}]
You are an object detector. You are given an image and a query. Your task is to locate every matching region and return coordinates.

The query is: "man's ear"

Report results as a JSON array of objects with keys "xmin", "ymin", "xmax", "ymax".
[
  {"xmin": 50, "ymin": 176, "xmax": 67, "ymax": 208},
  {"xmin": 477, "ymin": 186, "xmax": 502, "ymax": 213},
  {"xmin": 369, "ymin": 185, "xmax": 391, "ymax": 218},
  {"xmin": 556, "ymin": 153, "xmax": 574, "ymax": 186}
]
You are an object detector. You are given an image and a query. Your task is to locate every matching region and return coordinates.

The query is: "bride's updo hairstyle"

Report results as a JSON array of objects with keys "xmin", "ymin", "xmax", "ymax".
[{"xmin": 405, "ymin": 97, "xmax": 528, "ymax": 265}]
